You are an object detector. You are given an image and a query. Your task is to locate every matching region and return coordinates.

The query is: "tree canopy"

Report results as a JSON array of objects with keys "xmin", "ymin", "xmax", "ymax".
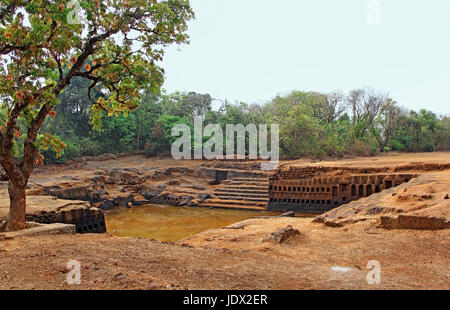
[
  {"xmin": 0, "ymin": 0, "xmax": 194, "ymax": 231},
  {"xmin": 36, "ymin": 86, "xmax": 450, "ymax": 165}
]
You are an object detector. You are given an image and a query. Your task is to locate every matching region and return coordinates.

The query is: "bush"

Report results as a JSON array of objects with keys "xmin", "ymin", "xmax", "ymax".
[
  {"xmin": 389, "ymin": 139, "xmax": 406, "ymax": 151},
  {"xmin": 423, "ymin": 143, "xmax": 435, "ymax": 152}
]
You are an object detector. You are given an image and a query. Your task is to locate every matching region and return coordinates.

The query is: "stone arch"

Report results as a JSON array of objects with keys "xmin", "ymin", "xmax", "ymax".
[
  {"xmin": 366, "ymin": 185, "xmax": 373, "ymax": 196},
  {"xmin": 351, "ymin": 185, "xmax": 357, "ymax": 197}
]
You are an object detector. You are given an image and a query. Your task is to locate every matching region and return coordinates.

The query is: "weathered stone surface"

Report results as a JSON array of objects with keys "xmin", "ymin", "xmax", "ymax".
[
  {"xmin": 165, "ymin": 167, "xmax": 194, "ymax": 175},
  {"xmin": 109, "ymin": 171, "xmax": 142, "ymax": 185},
  {"xmin": 180, "ymin": 183, "xmax": 207, "ymax": 191},
  {"xmin": 139, "ymin": 185, "xmax": 164, "ymax": 199},
  {"xmin": 262, "ymin": 225, "xmax": 300, "ymax": 243},
  {"xmin": 44, "ymin": 184, "xmax": 100, "ymax": 202},
  {"xmin": 279, "ymin": 211, "xmax": 296, "ymax": 218},
  {"xmin": 198, "ymin": 193, "xmax": 213, "ymax": 202},
  {"xmin": 96, "ymin": 200, "xmax": 115, "ymax": 211},
  {"xmin": 179, "ymin": 195, "xmax": 194, "ymax": 206},
  {"xmin": 195, "ymin": 167, "xmax": 218, "ymax": 179},
  {"xmin": 148, "ymin": 169, "xmax": 164, "ymax": 180},
  {"xmin": 222, "ymin": 222, "xmax": 253, "ymax": 230},
  {"xmin": 313, "ymin": 173, "xmax": 450, "ymax": 230},
  {"xmin": 112, "ymin": 194, "xmax": 134, "ymax": 207},
  {"xmin": 105, "ymin": 177, "xmax": 116, "ymax": 184},
  {"xmin": 24, "ymin": 203, "xmax": 106, "ymax": 234},
  {"xmin": 379, "ymin": 215, "xmax": 450, "ymax": 230},
  {"xmin": 4, "ymin": 223, "xmax": 76, "ymax": 238}
]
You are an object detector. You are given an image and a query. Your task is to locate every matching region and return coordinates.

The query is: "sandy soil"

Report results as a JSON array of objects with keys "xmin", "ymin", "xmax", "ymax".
[
  {"xmin": 1, "ymin": 219, "xmax": 448, "ymax": 290},
  {"xmin": 283, "ymin": 152, "xmax": 450, "ymax": 168}
]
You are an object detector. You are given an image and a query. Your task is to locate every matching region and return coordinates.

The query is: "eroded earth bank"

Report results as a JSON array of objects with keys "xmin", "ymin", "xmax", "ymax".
[{"xmin": 0, "ymin": 153, "xmax": 449, "ymax": 289}]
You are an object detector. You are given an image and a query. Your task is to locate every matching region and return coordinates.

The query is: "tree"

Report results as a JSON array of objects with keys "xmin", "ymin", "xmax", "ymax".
[
  {"xmin": 0, "ymin": 0, "xmax": 194, "ymax": 231},
  {"xmin": 369, "ymin": 99, "xmax": 403, "ymax": 152},
  {"xmin": 324, "ymin": 92, "xmax": 346, "ymax": 129},
  {"xmin": 347, "ymin": 88, "xmax": 386, "ymax": 139}
]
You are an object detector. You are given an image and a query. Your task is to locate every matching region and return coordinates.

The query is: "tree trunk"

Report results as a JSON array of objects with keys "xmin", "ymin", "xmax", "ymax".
[{"xmin": 5, "ymin": 180, "xmax": 27, "ymax": 231}]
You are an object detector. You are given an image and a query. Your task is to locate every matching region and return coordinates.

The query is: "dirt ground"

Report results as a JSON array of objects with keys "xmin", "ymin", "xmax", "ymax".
[
  {"xmin": 283, "ymin": 151, "xmax": 450, "ymax": 168},
  {"xmin": 0, "ymin": 219, "xmax": 448, "ymax": 290},
  {"xmin": 0, "ymin": 152, "xmax": 449, "ymax": 290}
]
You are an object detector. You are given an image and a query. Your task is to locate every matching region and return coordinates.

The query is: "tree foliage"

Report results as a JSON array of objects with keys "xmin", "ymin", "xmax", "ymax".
[
  {"xmin": 0, "ymin": 0, "xmax": 194, "ymax": 231},
  {"xmin": 39, "ymin": 87, "xmax": 450, "ymax": 164}
]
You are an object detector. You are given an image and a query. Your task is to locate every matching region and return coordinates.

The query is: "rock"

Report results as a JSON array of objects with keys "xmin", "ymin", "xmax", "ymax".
[
  {"xmin": 157, "ymin": 184, "xmax": 168, "ymax": 191},
  {"xmin": 178, "ymin": 195, "xmax": 194, "ymax": 206},
  {"xmin": 197, "ymin": 193, "xmax": 213, "ymax": 202},
  {"xmin": 194, "ymin": 167, "xmax": 217, "ymax": 179},
  {"xmin": 90, "ymin": 176, "xmax": 105, "ymax": 184},
  {"xmin": 97, "ymin": 189, "xmax": 108, "ymax": 196},
  {"xmin": 4, "ymin": 223, "xmax": 76, "ymax": 238},
  {"xmin": 180, "ymin": 183, "xmax": 207, "ymax": 190},
  {"xmin": 0, "ymin": 234, "xmax": 13, "ymax": 241},
  {"xmin": 131, "ymin": 196, "xmax": 149, "ymax": 206},
  {"xmin": 262, "ymin": 225, "xmax": 300, "ymax": 243},
  {"xmin": 165, "ymin": 194, "xmax": 179, "ymax": 205},
  {"xmin": 168, "ymin": 180, "xmax": 180, "ymax": 186},
  {"xmin": 104, "ymin": 177, "xmax": 116, "ymax": 184},
  {"xmin": 45, "ymin": 185, "xmax": 100, "ymax": 202},
  {"xmin": 191, "ymin": 184, "xmax": 207, "ymax": 191},
  {"xmin": 445, "ymin": 194, "xmax": 449, "ymax": 200},
  {"xmin": 165, "ymin": 167, "xmax": 194, "ymax": 175},
  {"xmin": 139, "ymin": 185, "xmax": 165, "ymax": 199},
  {"xmin": 112, "ymin": 194, "xmax": 134, "ymax": 207},
  {"xmin": 222, "ymin": 222, "xmax": 250, "ymax": 230},
  {"xmin": 96, "ymin": 200, "xmax": 115, "ymax": 211},
  {"xmin": 279, "ymin": 211, "xmax": 295, "ymax": 218},
  {"xmin": 26, "ymin": 186, "xmax": 45, "ymax": 196},
  {"xmin": 148, "ymin": 169, "xmax": 164, "ymax": 180},
  {"xmin": 109, "ymin": 171, "xmax": 141, "ymax": 185}
]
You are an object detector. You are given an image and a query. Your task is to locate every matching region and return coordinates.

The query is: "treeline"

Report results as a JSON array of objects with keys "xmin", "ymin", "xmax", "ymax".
[{"xmin": 39, "ymin": 77, "xmax": 450, "ymax": 163}]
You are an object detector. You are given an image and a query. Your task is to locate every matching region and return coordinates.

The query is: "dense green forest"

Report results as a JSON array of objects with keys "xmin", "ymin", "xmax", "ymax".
[{"xmin": 32, "ymin": 77, "xmax": 450, "ymax": 163}]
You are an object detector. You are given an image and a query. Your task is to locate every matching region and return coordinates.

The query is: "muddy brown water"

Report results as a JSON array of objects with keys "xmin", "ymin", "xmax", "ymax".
[{"xmin": 105, "ymin": 204, "xmax": 286, "ymax": 242}]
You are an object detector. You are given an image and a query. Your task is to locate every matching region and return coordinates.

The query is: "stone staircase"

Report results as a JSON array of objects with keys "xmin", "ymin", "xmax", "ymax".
[{"xmin": 198, "ymin": 177, "xmax": 269, "ymax": 211}]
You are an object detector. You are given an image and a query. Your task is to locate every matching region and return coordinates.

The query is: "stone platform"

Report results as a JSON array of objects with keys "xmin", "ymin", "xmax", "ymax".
[{"xmin": 2, "ymin": 222, "xmax": 75, "ymax": 239}]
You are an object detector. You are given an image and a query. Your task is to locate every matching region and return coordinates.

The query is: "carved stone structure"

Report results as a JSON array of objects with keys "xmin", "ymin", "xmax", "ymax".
[
  {"xmin": 26, "ymin": 205, "xmax": 106, "ymax": 234},
  {"xmin": 268, "ymin": 166, "xmax": 418, "ymax": 213}
]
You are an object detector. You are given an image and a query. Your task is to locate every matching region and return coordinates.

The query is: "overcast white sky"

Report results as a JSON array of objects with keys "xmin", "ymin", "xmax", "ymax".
[{"xmin": 161, "ymin": 0, "xmax": 450, "ymax": 115}]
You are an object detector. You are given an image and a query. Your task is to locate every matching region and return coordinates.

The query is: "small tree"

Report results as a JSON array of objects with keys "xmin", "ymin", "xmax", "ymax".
[
  {"xmin": 0, "ymin": 0, "xmax": 194, "ymax": 231},
  {"xmin": 369, "ymin": 99, "xmax": 403, "ymax": 152}
]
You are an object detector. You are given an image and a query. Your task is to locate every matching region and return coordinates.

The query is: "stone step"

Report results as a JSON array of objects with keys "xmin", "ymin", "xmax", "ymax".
[
  {"xmin": 205, "ymin": 199, "xmax": 267, "ymax": 207},
  {"xmin": 215, "ymin": 192, "xmax": 269, "ymax": 199},
  {"xmin": 196, "ymin": 203, "xmax": 266, "ymax": 211},
  {"xmin": 214, "ymin": 188, "xmax": 269, "ymax": 195},
  {"xmin": 221, "ymin": 180, "xmax": 269, "ymax": 186},
  {"xmin": 222, "ymin": 185, "xmax": 268, "ymax": 191},
  {"xmin": 229, "ymin": 178, "xmax": 269, "ymax": 182},
  {"xmin": 214, "ymin": 195, "xmax": 269, "ymax": 203}
]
